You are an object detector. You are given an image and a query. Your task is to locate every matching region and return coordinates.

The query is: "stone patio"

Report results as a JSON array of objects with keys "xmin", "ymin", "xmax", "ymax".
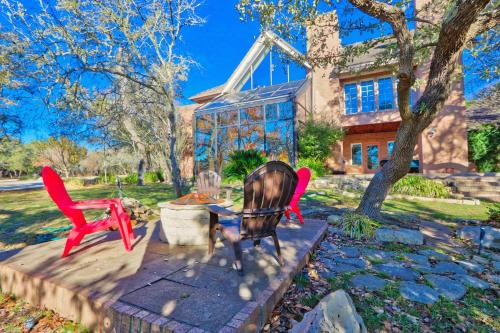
[{"xmin": 0, "ymin": 219, "xmax": 326, "ymax": 332}]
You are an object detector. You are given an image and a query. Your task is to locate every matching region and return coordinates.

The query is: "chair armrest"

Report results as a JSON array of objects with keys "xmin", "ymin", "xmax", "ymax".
[
  {"xmin": 206, "ymin": 205, "xmax": 240, "ymax": 217},
  {"xmin": 69, "ymin": 200, "xmax": 117, "ymax": 210}
]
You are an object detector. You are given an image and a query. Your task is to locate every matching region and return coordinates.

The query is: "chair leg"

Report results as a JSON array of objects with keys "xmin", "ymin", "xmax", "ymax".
[
  {"xmin": 61, "ymin": 229, "xmax": 84, "ymax": 258},
  {"xmin": 208, "ymin": 212, "xmax": 218, "ymax": 255},
  {"xmin": 271, "ymin": 232, "xmax": 284, "ymax": 266},
  {"xmin": 232, "ymin": 241, "xmax": 244, "ymax": 274},
  {"xmin": 284, "ymin": 210, "xmax": 291, "ymax": 221},
  {"xmin": 295, "ymin": 209, "xmax": 304, "ymax": 224}
]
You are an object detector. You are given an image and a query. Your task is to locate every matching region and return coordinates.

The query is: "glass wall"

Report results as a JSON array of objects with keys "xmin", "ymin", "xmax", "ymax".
[{"xmin": 194, "ymin": 100, "xmax": 295, "ymax": 173}]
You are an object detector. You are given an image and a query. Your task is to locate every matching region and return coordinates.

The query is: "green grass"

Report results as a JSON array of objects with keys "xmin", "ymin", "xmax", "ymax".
[{"xmin": 0, "ymin": 183, "xmax": 181, "ymax": 249}]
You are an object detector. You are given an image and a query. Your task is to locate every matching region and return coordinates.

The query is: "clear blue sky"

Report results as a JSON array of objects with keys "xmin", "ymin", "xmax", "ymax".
[{"xmin": 17, "ymin": 0, "xmax": 492, "ymax": 143}]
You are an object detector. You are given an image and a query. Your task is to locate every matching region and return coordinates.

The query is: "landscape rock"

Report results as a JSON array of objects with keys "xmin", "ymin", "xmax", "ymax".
[
  {"xmin": 494, "ymin": 261, "xmax": 500, "ymax": 272},
  {"xmin": 399, "ymin": 282, "xmax": 439, "ymax": 304},
  {"xmin": 472, "ymin": 255, "xmax": 490, "ymax": 265},
  {"xmin": 373, "ymin": 263, "xmax": 420, "ymax": 281},
  {"xmin": 338, "ymin": 246, "xmax": 361, "ymax": 258},
  {"xmin": 425, "ymin": 274, "xmax": 467, "ymax": 300},
  {"xmin": 334, "ymin": 257, "xmax": 368, "ymax": 269},
  {"xmin": 452, "ymin": 274, "xmax": 490, "ymax": 290},
  {"xmin": 417, "ymin": 249, "xmax": 450, "ymax": 261},
  {"xmin": 327, "ymin": 214, "xmax": 342, "ymax": 225},
  {"xmin": 351, "ymin": 274, "xmax": 388, "ymax": 291},
  {"xmin": 375, "ymin": 228, "xmax": 424, "ymax": 245},
  {"xmin": 432, "ymin": 262, "xmax": 467, "ymax": 275},
  {"xmin": 290, "ymin": 289, "xmax": 367, "ymax": 333},
  {"xmin": 404, "ymin": 253, "xmax": 430, "ymax": 266},
  {"xmin": 486, "ymin": 274, "xmax": 500, "ymax": 284},
  {"xmin": 455, "ymin": 260, "xmax": 485, "ymax": 273},
  {"xmin": 362, "ymin": 249, "xmax": 394, "ymax": 262},
  {"xmin": 457, "ymin": 226, "xmax": 500, "ymax": 249}
]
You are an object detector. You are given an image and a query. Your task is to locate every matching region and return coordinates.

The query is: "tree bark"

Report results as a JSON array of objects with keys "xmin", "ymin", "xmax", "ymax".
[{"xmin": 166, "ymin": 110, "xmax": 183, "ymax": 197}]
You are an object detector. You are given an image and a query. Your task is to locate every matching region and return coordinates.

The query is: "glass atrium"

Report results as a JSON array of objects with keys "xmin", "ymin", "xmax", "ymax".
[{"xmin": 194, "ymin": 80, "xmax": 306, "ymax": 173}]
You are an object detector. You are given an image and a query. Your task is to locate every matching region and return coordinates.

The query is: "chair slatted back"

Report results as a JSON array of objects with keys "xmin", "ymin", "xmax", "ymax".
[
  {"xmin": 197, "ymin": 170, "xmax": 222, "ymax": 199},
  {"xmin": 241, "ymin": 161, "xmax": 298, "ymax": 239},
  {"xmin": 41, "ymin": 166, "xmax": 86, "ymax": 228}
]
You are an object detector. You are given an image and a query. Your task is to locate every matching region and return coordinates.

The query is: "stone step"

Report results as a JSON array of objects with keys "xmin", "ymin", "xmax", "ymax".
[
  {"xmin": 454, "ymin": 185, "xmax": 500, "ymax": 192},
  {"xmin": 451, "ymin": 180, "xmax": 500, "ymax": 186},
  {"xmin": 458, "ymin": 192, "xmax": 500, "ymax": 202}
]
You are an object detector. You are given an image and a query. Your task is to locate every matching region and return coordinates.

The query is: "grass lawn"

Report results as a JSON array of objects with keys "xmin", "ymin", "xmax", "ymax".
[{"xmin": 0, "ymin": 183, "xmax": 494, "ymax": 250}]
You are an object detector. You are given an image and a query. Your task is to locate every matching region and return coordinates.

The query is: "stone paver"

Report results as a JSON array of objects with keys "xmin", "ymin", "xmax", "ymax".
[
  {"xmin": 362, "ymin": 249, "xmax": 394, "ymax": 262},
  {"xmin": 338, "ymin": 246, "xmax": 361, "ymax": 258},
  {"xmin": 457, "ymin": 226, "xmax": 500, "ymax": 250},
  {"xmin": 494, "ymin": 261, "xmax": 500, "ymax": 272},
  {"xmin": 350, "ymin": 274, "xmax": 388, "ymax": 291},
  {"xmin": 425, "ymin": 274, "xmax": 467, "ymax": 300},
  {"xmin": 455, "ymin": 260, "xmax": 485, "ymax": 273},
  {"xmin": 487, "ymin": 274, "xmax": 500, "ymax": 284},
  {"xmin": 0, "ymin": 219, "xmax": 327, "ymax": 332},
  {"xmin": 333, "ymin": 256, "xmax": 368, "ymax": 269},
  {"xmin": 451, "ymin": 274, "xmax": 490, "ymax": 290},
  {"xmin": 375, "ymin": 228, "xmax": 424, "ymax": 245},
  {"xmin": 373, "ymin": 263, "xmax": 420, "ymax": 281},
  {"xmin": 432, "ymin": 262, "xmax": 467, "ymax": 275},
  {"xmin": 404, "ymin": 253, "xmax": 429, "ymax": 266},
  {"xmin": 399, "ymin": 282, "xmax": 439, "ymax": 304},
  {"xmin": 417, "ymin": 249, "xmax": 451, "ymax": 262}
]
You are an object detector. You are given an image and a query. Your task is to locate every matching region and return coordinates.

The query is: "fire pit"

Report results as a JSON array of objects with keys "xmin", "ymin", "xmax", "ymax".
[{"xmin": 158, "ymin": 193, "xmax": 233, "ymax": 246}]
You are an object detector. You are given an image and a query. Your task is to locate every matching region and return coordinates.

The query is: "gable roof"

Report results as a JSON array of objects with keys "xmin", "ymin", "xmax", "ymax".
[{"xmin": 189, "ymin": 31, "xmax": 311, "ymax": 103}]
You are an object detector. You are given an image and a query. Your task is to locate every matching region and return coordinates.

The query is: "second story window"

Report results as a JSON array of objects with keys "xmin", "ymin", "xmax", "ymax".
[
  {"xmin": 344, "ymin": 83, "xmax": 358, "ymax": 114},
  {"xmin": 360, "ymin": 80, "xmax": 375, "ymax": 112},
  {"xmin": 378, "ymin": 78, "xmax": 394, "ymax": 111}
]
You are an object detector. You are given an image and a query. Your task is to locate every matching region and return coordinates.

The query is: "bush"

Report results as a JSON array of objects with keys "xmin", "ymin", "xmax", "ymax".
[
  {"xmin": 122, "ymin": 173, "xmax": 138, "ymax": 184},
  {"xmin": 222, "ymin": 149, "xmax": 268, "ymax": 182},
  {"xmin": 297, "ymin": 158, "xmax": 327, "ymax": 180},
  {"xmin": 468, "ymin": 124, "xmax": 500, "ymax": 172},
  {"xmin": 298, "ymin": 120, "xmax": 343, "ymax": 161},
  {"xmin": 63, "ymin": 177, "xmax": 84, "ymax": 187},
  {"xmin": 487, "ymin": 203, "xmax": 500, "ymax": 223},
  {"xmin": 96, "ymin": 173, "xmax": 116, "ymax": 184},
  {"xmin": 391, "ymin": 175, "xmax": 451, "ymax": 198},
  {"xmin": 339, "ymin": 212, "xmax": 379, "ymax": 240}
]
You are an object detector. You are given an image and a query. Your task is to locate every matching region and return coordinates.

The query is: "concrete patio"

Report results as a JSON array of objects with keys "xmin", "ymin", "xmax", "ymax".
[{"xmin": 0, "ymin": 218, "xmax": 326, "ymax": 332}]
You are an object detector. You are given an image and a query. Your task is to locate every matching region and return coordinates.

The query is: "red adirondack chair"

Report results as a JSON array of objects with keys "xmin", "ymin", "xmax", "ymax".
[
  {"xmin": 41, "ymin": 166, "xmax": 134, "ymax": 257},
  {"xmin": 284, "ymin": 167, "xmax": 311, "ymax": 224}
]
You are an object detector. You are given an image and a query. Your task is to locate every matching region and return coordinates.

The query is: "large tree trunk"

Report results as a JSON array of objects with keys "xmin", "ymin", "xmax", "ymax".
[{"xmin": 166, "ymin": 110, "xmax": 183, "ymax": 197}]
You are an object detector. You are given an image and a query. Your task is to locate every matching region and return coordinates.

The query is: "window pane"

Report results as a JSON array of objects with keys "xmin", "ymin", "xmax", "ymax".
[
  {"xmin": 217, "ymin": 110, "xmax": 238, "ymax": 126},
  {"xmin": 216, "ymin": 126, "xmax": 239, "ymax": 171},
  {"xmin": 278, "ymin": 101, "xmax": 294, "ymax": 120},
  {"xmin": 265, "ymin": 120, "xmax": 294, "ymax": 162},
  {"xmin": 195, "ymin": 129, "xmax": 215, "ymax": 172},
  {"xmin": 361, "ymin": 80, "xmax": 375, "ymax": 112},
  {"xmin": 240, "ymin": 106, "xmax": 263, "ymax": 124},
  {"xmin": 387, "ymin": 141, "xmax": 395, "ymax": 157},
  {"xmin": 351, "ymin": 144, "xmax": 362, "ymax": 166},
  {"xmin": 367, "ymin": 145, "xmax": 379, "ymax": 170},
  {"xmin": 195, "ymin": 113, "xmax": 214, "ymax": 130},
  {"xmin": 265, "ymin": 104, "xmax": 278, "ymax": 120},
  {"xmin": 344, "ymin": 83, "xmax": 358, "ymax": 114},
  {"xmin": 378, "ymin": 78, "xmax": 394, "ymax": 111},
  {"xmin": 240, "ymin": 124, "xmax": 265, "ymax": 151}
]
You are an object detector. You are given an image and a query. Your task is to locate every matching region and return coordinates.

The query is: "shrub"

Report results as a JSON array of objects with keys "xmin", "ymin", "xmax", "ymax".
[
  {"xmin": 339, "ymin": 211, "xmax": 379, "ymax": 240},
  {"xmin": 222, "ymin": 149, "xmax": 268, "ymax": 182},
  {"xmin": 122, "ymin": 173, "xmax": 138, "ymax": 184},
  {"xmin": 64, "ymin": 177, "xmax": 84, "ymax": 187},
  {"xmin": 144, "ymin": 171, "xmax": 161, "ymax": 183},
  {"xmin": 487, "ymin": 203, "xmax": 500, "ymax": 223},
  {"xmin": 298, "ymin": 120, "xmax": 343, "ymax": 161},
  {"xmin": 468, "ymin": 124, "xmax": 500, "ymax": 172},
  {"xmin": 297, "ymin": 158, "xmax": 327, "ymax": 180},
  {"xmin": 96, "ymin": 173, "xmax": 116, "ymax": 184},
  {"xmin": 391, "ymin": 175, "xmax": 451, "ymax": 198}
]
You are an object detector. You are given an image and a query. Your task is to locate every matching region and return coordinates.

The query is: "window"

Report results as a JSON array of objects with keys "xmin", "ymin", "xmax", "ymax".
[
  {"xmin": 240, "ymin": 106, "xmax": 263, "ymax": 124},
  {"xmin": 387, "ymin": 141, "xmax": 395, "ymax": 157},
  {"xmin": 367, "ymin": 145, "xmax": 379, "ymax": 170},
  {"xmin": 360, "ymin": 80, "xmax": 375, "ymax": 112},
  {"xmin": 351, "ymin": 143, "xmax": 362, "ymax": 166},
  {"xmin": 378, "ymin": 78, "xmax": 394, "ymax": 111},
  {"xmin": 344, "ymin": 83, "xmax": 358, "ymax": 114}
]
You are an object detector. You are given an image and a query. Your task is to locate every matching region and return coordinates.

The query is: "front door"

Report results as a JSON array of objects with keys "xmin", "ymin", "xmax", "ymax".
[{"xmin": 366, "ymin": 144, "xmax": 379, "ymax": 173}]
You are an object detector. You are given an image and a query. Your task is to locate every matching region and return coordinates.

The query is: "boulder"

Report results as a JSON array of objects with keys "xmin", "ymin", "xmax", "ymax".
[
  {"xmin": 291, "ymin": 289, "xmax": 367, "ymax": 333},
  {"xmin": 375, "ymin": 228, "xmax": 424, "ymax": 245},
  {"xmin": 457, "ymin": 226, "xmax": 500, "ymax": 249},
  {"xmin": 327, "ymin": 214, "xmax": 342, "ymax": 225}
]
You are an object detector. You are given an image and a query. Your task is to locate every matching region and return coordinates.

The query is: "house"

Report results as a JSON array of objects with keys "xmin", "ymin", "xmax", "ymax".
[{"xmin": 180, "ymin": 8, "xmax": 469, "ymax": 177}]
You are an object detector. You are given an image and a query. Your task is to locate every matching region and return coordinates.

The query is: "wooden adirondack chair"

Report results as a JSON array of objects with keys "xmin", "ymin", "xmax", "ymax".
[
  {"xmin": 41, "ymin": 166, "xmax": 134, "ymax": 258},
  {"xmin": 207, "ymin": 161, "xmax": 298, "ymax": 274},
  {"xmin": 284, "ymin": 167, "xmax": 311, "ymax": 224},
  {"xmin": 197, "ymin": 170, "xmax": 222, "ymax": 199}
]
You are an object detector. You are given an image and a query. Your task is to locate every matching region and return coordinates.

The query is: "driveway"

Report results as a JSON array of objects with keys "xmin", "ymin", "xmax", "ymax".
[{"xmin": 0, "ymin": 179, "xmax": 44, "ymax": 192}]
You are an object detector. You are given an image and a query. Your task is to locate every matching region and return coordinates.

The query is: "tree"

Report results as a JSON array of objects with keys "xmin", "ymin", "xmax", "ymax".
[
  {"xmin": 33, "ymin": 137, "xmax": 87, "ymax": 178},
  {"xmin": 238, "ymin": 0, "xmax": 498, "ymax": 218},
  {"xmin": 0, "ymin": 0, "xmax": 205, "ymax": 197}
]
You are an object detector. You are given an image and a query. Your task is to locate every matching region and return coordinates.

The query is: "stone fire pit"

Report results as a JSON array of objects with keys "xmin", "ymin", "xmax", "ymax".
[{"xmin": 158, "ymin": 197, "xmax": 233, "ymax": 246}]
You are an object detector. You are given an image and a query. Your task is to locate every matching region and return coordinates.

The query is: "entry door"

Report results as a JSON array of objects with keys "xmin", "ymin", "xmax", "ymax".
[{"xmin": 366, "ymin": 144, "xmax": 379, "ymax": 173}]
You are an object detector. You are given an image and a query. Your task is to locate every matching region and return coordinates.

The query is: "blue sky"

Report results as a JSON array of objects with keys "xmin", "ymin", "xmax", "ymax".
[{"xmin": 14, "ymin": 0, "xmax": 493, "ymax": 143}]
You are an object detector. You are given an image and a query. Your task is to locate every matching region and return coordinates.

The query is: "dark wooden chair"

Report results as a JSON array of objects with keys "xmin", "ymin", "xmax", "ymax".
[
  {"xmin": 207, "ymin": 161, "xmax": 298, "ymax": 274},
  {"xmin": 197, "ymin": 170, "xmax": 222, "ymax": 199}
]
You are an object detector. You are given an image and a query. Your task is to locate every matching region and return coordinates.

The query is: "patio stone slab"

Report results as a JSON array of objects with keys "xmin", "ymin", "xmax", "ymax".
[
  {"xmin": 425, "ymin": 274, "xmax": 466, "ymax": 300},
  {"xmin": 373, "ymin": 263, "xmax": 421, "ymax": 281},
  {"xmin": 0, "ymin": 218, "xmax": 327, "ymax": 332},
  {"xmin": 399, "ymin": 282, "xmax": 439, "ymax": 304},
  {"xmin": 350, "ymin": 274, "xmax": 388, "ymax": 291}
]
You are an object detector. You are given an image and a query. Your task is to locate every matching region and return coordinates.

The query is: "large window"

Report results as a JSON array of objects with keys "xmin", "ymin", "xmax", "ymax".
[
  {"xmin": 360, "ymin": 80, "xmax": 375, "ymax": 113},
  {"xmin": 387, "ymin": 141, "xmax": 395, "ymax": 157},
  {"xmin": 195, "ymin": 100, "xmax": 295, "ymax": 173},
  {"xmin": 351, "ymin": 143, "xmax": 362, "ymax": 166},
  {"xmin": 378, "ymin": 78, "xmax": 394, "ymax": 111},
  {"xmin": 367, "ymin": 145, "xmax": 379, "ymax": 170},
  {"xmin": 344, "ymin": 83, "xmax": 358, "ymax": 114}
]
